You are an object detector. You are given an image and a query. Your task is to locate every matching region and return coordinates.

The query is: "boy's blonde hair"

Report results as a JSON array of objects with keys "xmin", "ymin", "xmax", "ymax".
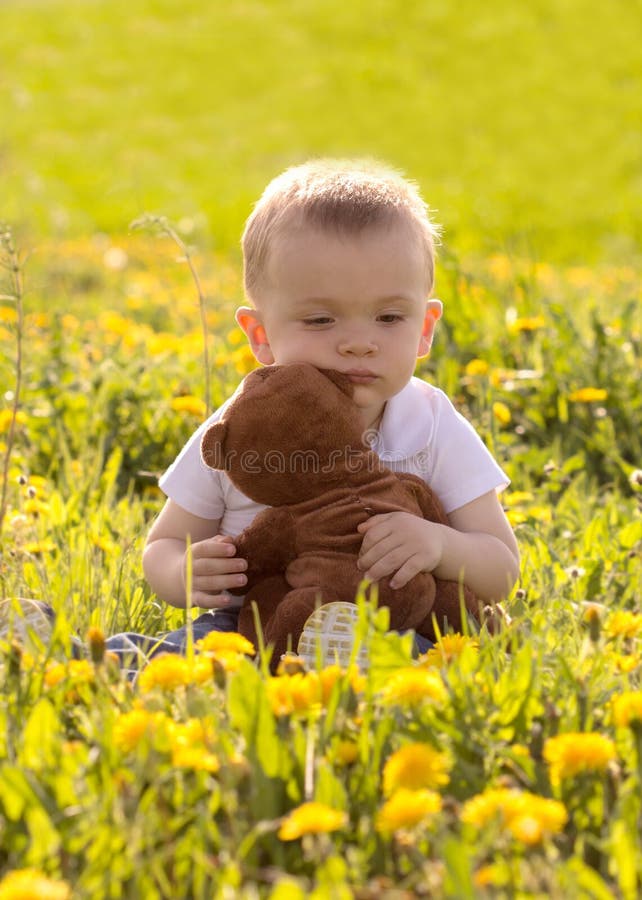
[{"xmin": 242, "ymin": 159, "xmax": 441, "ymax": 302}]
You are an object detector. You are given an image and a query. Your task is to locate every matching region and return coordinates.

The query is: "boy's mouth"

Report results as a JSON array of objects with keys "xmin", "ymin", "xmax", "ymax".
[{"xmin": 344, "ymin": 369, "xmax": 378, "ymax": 384}]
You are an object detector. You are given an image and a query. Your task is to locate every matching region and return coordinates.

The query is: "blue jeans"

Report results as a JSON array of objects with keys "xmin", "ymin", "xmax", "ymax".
[
  {"xmin": 104, "ymin": 609, "xmax": 241, "ymax": 670},
  {"xmin": 104, "ymin": 608, "xmax": 433, "ymax": 670}
]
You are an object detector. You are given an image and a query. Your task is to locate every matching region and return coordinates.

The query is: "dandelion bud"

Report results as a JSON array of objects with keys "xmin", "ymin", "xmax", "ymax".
[
  {"xmin": 87, "ymin": 626, "xmax": 105, "ymax": 664},
  {"xmin": 277, "ymin": 653, "xmax": 307, "ymax": 676},
  {"xmin": 211, "ymin": 656, "xmax": 227, "ymax": 689},
  {"xmin": 529, "ymin": 721, "xmax": 544, "ymax": 761},
  {"xmin": 583, "ymin": 603, "xmax": 602, "ymax": 643}
]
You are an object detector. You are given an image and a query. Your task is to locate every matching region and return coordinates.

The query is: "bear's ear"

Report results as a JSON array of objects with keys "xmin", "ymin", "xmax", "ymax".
[
  {"xmin": 317, "ymin": 368, "xmax": 354, "ymax": 399},
  {"xmin": 201, "ymin": 422, "xmax": 228, "ymax": 470}
]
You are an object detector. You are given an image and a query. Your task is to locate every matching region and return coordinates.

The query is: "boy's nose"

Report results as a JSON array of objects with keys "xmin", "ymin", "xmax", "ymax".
[{"xmin": 338, "ymin": 334, "xmax": 378, "ymax": 356}]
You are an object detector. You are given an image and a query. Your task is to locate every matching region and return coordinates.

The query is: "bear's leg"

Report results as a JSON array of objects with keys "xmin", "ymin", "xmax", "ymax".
[
  {"xmin": 376, "ymin": 573, "xmax": 436, "ymax": 632},
  {"xmin": 237, "ymin": 575, "xmax": 291, "ymax": 652},
  {"xmin": 261, "ymin": 586, "xmax": 343, "ymax": 666}
]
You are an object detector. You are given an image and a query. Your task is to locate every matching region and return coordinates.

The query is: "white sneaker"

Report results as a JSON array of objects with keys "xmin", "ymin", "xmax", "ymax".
[
  {"xmin": 297, "ymin": 602, "xmax": 368, "ymax": 670},
  {"xmin": 0, "ymin": 598, "xmax": 54, "ymax": 648}
]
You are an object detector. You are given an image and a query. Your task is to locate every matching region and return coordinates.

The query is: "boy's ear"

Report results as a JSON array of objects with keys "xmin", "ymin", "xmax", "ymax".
[
  {"xmin": 417, "ymin": 299, "xmax": 442, "ymax": 357},
  {"xmin": 235, "ymin": 306, "xmax": 274, "ymax": 365},
  {"xmin": 201, "ymin": 422, "xmax": 228, "ymax": 470}
]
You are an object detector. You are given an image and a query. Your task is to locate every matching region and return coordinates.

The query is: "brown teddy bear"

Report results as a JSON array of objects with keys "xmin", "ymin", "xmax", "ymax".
[{"xmin": 200, "ymin": 363, "xmax": 479, "ymax": 664}]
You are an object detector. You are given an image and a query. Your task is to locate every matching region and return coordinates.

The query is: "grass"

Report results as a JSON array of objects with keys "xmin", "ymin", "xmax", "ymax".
[
  {"xmin": 0, "ymin": 228, "xmax": 641, "ymax": 896},
  {"xmin": 1, "ymin": 0, "xmax": 641, "ymax": 260}
]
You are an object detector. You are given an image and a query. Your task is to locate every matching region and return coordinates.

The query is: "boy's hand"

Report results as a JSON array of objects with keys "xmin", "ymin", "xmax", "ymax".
[
  {"xmin": 183, "ymin": 534, "xmax": 248, "ymax": 608},
  {"xmin": 357, "ymin": 512, "xmax": 444, "ymax": 589}
]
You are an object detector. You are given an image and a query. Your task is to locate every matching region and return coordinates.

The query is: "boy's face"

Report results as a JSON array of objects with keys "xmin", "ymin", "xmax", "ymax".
[{"xmin": 237, "ymin": 223, "xmax": 441, "ymax": 430}]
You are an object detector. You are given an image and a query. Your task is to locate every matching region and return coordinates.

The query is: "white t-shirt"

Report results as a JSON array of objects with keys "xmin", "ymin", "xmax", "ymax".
[{"xmin": 160, "ymin": 374, "xmax": 508, "ymax": 528}]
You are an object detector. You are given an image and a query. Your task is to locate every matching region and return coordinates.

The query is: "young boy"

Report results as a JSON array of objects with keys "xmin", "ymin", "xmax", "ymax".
[
  {"xmin": 0, "ymin": 160, "xmax": 519, "ymax": 666},
  {"xmin": 140, "ymin": 159, "xmax": 519, "ymax": 663}
]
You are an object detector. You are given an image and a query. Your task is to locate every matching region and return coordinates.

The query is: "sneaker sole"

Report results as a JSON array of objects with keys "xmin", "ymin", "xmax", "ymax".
[
  {"xmin": 297, "ymin": 602, "xmax": 368, "ymax": 670},
  {"xmin": 0, "ymin": 598, "xmax": 54, "ymax": 647}
]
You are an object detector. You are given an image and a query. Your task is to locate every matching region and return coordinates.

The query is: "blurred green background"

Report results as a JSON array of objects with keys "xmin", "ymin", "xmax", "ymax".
[{"xmin": 1, "ymin": 0, "xmax": 640, "ymax": 262}]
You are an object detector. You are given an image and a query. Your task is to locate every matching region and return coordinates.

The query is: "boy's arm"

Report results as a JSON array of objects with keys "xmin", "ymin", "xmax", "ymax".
[
  {"xmin": 143, "ymin": 499, "xmax": 248, "ymax": 608},
  {"xmin": 357, "ymin": 490, "xmax": 519, "ymax": 603}
]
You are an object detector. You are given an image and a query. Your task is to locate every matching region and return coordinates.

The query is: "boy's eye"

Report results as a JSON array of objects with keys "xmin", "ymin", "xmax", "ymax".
[
  {"xmin": 303, "ymin": 316, "xmax": 334, "ymax": 326},
  {"xmin": 378, "ymin": 313, "xmax": 403, "ymax": 324}
]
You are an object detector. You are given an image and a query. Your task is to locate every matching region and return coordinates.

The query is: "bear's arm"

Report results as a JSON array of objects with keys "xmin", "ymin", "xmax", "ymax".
[
  {"xmin": 231, "ymin": 507, "xmax": 296, "ymax": 593},
  {"xmin": 395, "ymin": 472, "xmax": 449, "ymax": 526}
]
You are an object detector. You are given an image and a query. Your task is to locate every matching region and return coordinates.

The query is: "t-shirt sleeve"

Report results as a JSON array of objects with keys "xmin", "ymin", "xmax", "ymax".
[
  {"xmin": 158, "ymin": 407, "xmax": 228, "ymax": 520},
  {"xmin": 428, "ymin": 390, "xmax": 509, "ymax": 514}
]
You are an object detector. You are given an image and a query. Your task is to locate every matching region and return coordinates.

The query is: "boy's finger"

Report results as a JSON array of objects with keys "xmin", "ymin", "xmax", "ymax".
[
  {"xmin": 193, "ymin": 537, "xmax": 237, "ymax": 557},
  {"xmin": 357, "ymin": 514, "xmax": 388, "ymax": 532},
  {"xmin": 191, "ymin": 592, "xmax": 234, "ymax": 609},
  {"xmin": 193, "ymin": 557, "xmax": 247, "ymax": 576}
]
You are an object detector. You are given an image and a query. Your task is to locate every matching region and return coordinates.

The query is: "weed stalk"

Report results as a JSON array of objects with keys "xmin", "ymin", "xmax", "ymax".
[
  {"xmin": 131, "ymin": 214, "xmax": 212, "ymax": 415},
  {"xmin": 0, "ymin": 226, "xmax": 25, "ymax": 540}
]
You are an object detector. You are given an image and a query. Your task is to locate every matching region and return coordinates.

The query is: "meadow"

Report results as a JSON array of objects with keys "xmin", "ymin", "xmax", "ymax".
[{"xmin": 1, "ymin": 0, "xmax": 642, "ymax": 897}]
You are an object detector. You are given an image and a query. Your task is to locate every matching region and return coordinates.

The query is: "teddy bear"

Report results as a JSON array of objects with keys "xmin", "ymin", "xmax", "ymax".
[{"xmin": 200, "ymin": 363, "xmax": 479, "ymax": 664}]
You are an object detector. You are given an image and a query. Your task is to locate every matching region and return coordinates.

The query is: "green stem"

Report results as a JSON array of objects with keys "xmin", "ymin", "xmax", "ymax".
[{"xmin": 0, "ymin": 226, "xmax": 24, "ymax": 544}]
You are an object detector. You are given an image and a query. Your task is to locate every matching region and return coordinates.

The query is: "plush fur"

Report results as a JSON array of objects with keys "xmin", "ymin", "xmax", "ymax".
[{"xmin": 201, "ymin": 363, "xmax": 479, "ymax": 662}]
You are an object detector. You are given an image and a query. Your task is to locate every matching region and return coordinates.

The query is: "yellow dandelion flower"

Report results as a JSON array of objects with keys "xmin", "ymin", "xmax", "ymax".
[
  {"xmin": 22, "ymin": 498, "xmax": 50, "ymax": 518},
  {"xmin": 146, "ymin": 332, "xmax": 182, "ymax": 356},
  {"xmin": 26, "ymin": 312, "xmax": 49, "ymax": 330},
  {"xmin": 168, "ymin": 717, "xmax": 207, "ymax": 743},
  {"xmin": 383, "ymin": 743, "xmax": 450, "ymax": 796},
  {"xmin": 266, "ymin": 672, "xmax": 320, "ymax": 717},
  {"xmin": 474, "ymin": 864, "xmax": 505, "ymax": 889},
  {"xmin": 171, "ymin": 745, "xmax": 220, "ymax": 773},
  {"xmin": 543, "ymin": 732, "xmax": 616, "ymax": 785},
  {"xmin": 421, "ymin": 633, "xmax": 478, "ymax": 668},
  {"xmin": 381, "ymin": 666, "xmax": 447, "ymax": 707},
  {"xmin": 61, "ymin": 314, "xmax": 79, "ymax": 331},
  {"xmin": 612, "ymin": 691, "xmax": 642, "ymax": 728},
  {"xmin": 0, "ymin": 868, "xmax": 71, "ymax": 900},
  {"xmin": 232, "ymin": 345, "xmax": 257, "ymax": 375},
  {"xmin": 461, "ymin": 788, "xmax": 567, "ymax": 845},
  {"xmin": 170, "ymin": 395, "xmax": 207, "ymax": 417},
  {"xmin": 113, "ymin": 709, "xmax": 167, "ymax": 753},
  {"xmin": 503, "ymin": 491, "xmax": 534, "ymax": 507},
  {"xmin": 508, "ymin": 315, "xmax": 546, "ymax": 334},
  {"xmin": 376, "ymin": 788, "xmax": 442, "ymax": 835},
  {"xmin": 568, "ymin": 387, "xmax": 608, "ymax": 403},
  {"xmin": 0, "ymin": 409, "xmax": 28, "ymax": 434},
  {"xmin": 278, "ymin": 801, "xmax": 347, "ymax": 841},
  {"xmin": 44, "ymin": 659, "xmax": 94, "ymax": 689},
  {"xmin": 0, "ymin": 306, "xmax": 18, "ymax": 324},
  {"xmin": 605, "ymin": 611, "xmax": 642, "ymax": 639},
  {"xmin": 318, "ymin": 664, "xmax": 365, "ymax": 702},
  {"xmin": 196, "ymin": 631, "xmax": 255, "ymax": 656},
  {"xmin": 22, "ymin": 540, "xmax": 56, "ymax": 555},
  {"xmin": 331, "ymin": 739, "xmax": 359, "ymax": 766},
  {"xmin": 226, "ymin": 327, "xmax": 245, "ymax": 346},
  {"xmin": 99, "ymin": 311, "xmax": 132, "ymax": 336},
  {"xmin": 464, "ymin": 358, "xmax": 489, "ymax": 377},
  {"xmin": 138, "ymin": 653, "xmax": 212, "ymax": 691},
  {"xmin": 613, "ymin": 654, "xmax": 639, "ymax": 674},
  {"xmin": 492, "ymin": 401, "xmax": 511, "ymax": 426},
  {"xmin": 90, "ymin": 532, "xmax": 117, "ymax": 555}
]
